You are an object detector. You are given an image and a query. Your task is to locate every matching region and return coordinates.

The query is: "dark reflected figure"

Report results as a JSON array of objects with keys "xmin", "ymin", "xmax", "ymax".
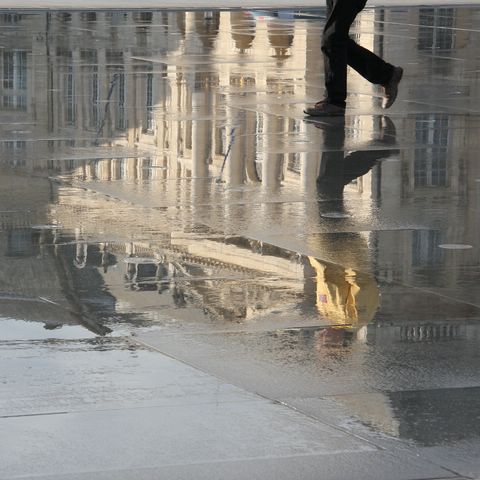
[
  {"xmin": 172, "ymin": 285, "xmax": 187, "ymax": 307},
  {"xmin": 74, "ymin": 231, "xmax": 88, "ymax": 269},
  {"xmin": 315, "ymin": 115, "xmax": 399, "ymax": 203}
]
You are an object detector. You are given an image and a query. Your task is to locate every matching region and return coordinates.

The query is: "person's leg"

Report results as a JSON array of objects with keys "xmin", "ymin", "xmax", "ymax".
[
  {"xmin": 321, "ymin": 0, "xmax": 366, "ymax": 108},
  {"xmin": 346, "ymin": 37, "xmax": 403, "ymax": 108},
  {"xmin": 305, "ymin": 0, "xmax": 403, "ymax": 115},
  {"xmin": 346, "ymin": 40, "xmax": 394, "ymax": 86}
]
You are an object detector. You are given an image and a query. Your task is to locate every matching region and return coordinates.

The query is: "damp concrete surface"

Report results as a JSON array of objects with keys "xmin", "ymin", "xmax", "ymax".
[{"xmin": 0, "ymin": 6, "xmax": 480, "ymax": 480}]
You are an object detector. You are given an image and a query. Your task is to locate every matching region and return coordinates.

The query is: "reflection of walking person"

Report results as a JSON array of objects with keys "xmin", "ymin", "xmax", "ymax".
[
  {"xmin": 312, "ymin": 115, "xmax": 399, "ymax": 211},
  {"xmin": 305, "ymin": 0, "xmax": 403, "ymax": 116}
]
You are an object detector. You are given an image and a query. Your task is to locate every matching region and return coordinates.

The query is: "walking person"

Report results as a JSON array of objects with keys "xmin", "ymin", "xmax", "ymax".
[{"xmin": 305, "ymin": 0, "xmax": 403, "ymax": 116}]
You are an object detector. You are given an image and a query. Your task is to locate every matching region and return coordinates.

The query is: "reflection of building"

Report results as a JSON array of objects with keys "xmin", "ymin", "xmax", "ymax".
[
  {"xmin": 74, "ymin": 235, "xmax": 380, "ymax": 326},
  {"xmin": 1, "ymin": 9, "xmax": 479, "ymax": 332},
  {"xmin": 0, "ymin": 171, "xmax": 112, "ymax": 334},
  {"xmin": 335, "ymin": 364, "xmax": 480, "ymax": 446}
]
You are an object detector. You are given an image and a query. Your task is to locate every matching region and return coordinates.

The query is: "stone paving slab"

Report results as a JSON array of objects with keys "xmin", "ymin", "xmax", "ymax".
[
  {"xmin": 4, "ymin": 453, "xmax": 459, "ymax": 480},
  {"xmin": 0, "ymin": 338, "xmax": 256, "ymax": 417},
  {"xmin": 0, "ymin": 336, "xmax": 379, "ymax": 479},
  {"xmin": 137, "ymin": 325, "xmax": 480, "ymax": 399},
  {"xmin": 0, "ymin": 401, "xmax": 376, "ymax": 478}
]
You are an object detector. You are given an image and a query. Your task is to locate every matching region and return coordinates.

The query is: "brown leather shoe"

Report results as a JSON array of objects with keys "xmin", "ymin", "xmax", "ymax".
[
  {"xmin": 304, "ymin": 100, "xmax": 345, "ymax": 117},
  {"xmin": 382, "ymin": 66, "xmax": 403, "ymax": 109}
]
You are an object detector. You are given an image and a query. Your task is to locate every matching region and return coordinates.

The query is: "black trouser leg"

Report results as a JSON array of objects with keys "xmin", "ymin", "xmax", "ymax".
[
  {"xmin": 322, "ymin": 0, "xmax": 394, "ymax": 107},
  {"xmin": 347, "ymin": 39, "xmax": 394, "ymax": 86}
]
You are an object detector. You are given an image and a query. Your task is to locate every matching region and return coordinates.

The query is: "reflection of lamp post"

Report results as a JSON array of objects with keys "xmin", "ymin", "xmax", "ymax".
[
  {"xmin": 74, "ymin": 230, "xmax": 88, "ymax": 269},
  {"xmin": 100, "ymin": 242, "xmax": 109, "ymax": 273}
]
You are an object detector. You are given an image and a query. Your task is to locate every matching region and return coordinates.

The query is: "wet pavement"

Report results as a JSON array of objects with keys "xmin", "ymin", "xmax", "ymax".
[{"xmin": 1, "ymin": 6, "xmax": 480, "ymax": 480}]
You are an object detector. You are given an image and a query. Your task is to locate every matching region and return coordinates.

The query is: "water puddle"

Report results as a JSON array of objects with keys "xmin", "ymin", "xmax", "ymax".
[{"xmin": 0, "ymin": 7, "xmax": 479, "ymax": 339}]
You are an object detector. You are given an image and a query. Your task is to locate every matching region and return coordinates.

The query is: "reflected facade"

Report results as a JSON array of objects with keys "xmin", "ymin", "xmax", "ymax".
[{"xmin": 0, "ymin": 8, "xmax": 479, "ymax": 342}]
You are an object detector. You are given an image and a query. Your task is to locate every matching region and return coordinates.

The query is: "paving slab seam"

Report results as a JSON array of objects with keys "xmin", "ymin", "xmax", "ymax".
[
  {"xmin": 0, "ymin": 335, "xmax": 134, "ymax": 347},
  {"xmin": 303, "ymin": 385, "xmax": 480, "ymax": 401},
  {"xmin": 129, "ymin": 318, "xmax": 480, "ymax": 337},
  {"xmin": 278, "ymin": 396, "xmax": 479, "ymax": 480},
  {"xmin": 402, "ymin": 100, "xmax": 480, "ymax": 115},
  {"xmin": 134, "ymin": 335, "xmax": 387, "ymax": 451},
  {"xmin": 0, "ymin": 471, "xmax": 471, "ymax": 480},
  {"xmin": 0, "ymin": 451, "xmax": 439, "ymax": 480},
  {"xmin": 419, "ymin": 472, "xmax": 477, "ymax": 480},
  {"xmin": 418, "ymin": 477, "xmax": 474, "ymax": 480},
  {"xmin": 0, "ymin": 411, "xmax": 69, "ymax": 419},
  {"xmin": 129, "ymin": 324, "xmax": 359, "ymax": 337},
  {"xmin": 0, "ymin": 397, "xmax": 262, "ymax": 420}
]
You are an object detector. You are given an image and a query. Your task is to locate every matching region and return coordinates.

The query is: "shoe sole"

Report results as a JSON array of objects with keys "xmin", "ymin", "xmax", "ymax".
[
  {"xmin": 383, "ymin": 67, "xmax": 403, "ymax": 109},
  {"xmin": 304, "ymin": 109, "xmax": 345, "ymax": 117}
]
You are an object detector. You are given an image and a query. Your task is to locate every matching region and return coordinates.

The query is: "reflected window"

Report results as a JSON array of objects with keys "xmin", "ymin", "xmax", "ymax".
[
  {"xmin": 2, "ymin": 50, "xmax": 27, "ymax": 90},
  {"xmin": 412, "ymin": 230, "xmax": 443, "ymax": 266},
  {"xmin": 414, "ymin": 115, "xmax": 448, "ymax": 187},
  {"xmin": 66, "ymin": 158, "xmax": 76, "ymax": 171},
  {"xmin": 141, "ymin": 157, "xmax": 152, "ymax": 180},
  {"xmin": 144, "ymin": 73, "xmax": 154, "ymax": 134},
  {"xmin": 254, "ymin": 113, "xmax": 264, "ymax": 181},
  {"xmin": 418, "ymin": 8, "xmax": 455, "ymax": 51},
  {"xmin": 136, "ymin": 26, "xmax": 149, "ymax": 47},
  {"xmin": 2, "ymin": 94, "xmax": 27, "ymax": 111},
  {"xmin": 120, "ymin": 159, "xmax": 127, "ymax": 178},
  {"xmin": 65, "ymin": 65, "xmax": 76, "ymax": 125},
  {"xmin": 116, "ymin": 72, "xmax": 126, "ymax": 131},
  {"xmin": 106, "ymin": 49, "xmax": 123, "ymax": 65},
  {"xmin": 133, "ymin": 12, "xmax": 153, "ymax": 23},
  {"xmin": 80, "ymin": 12, "xmax": 96, "ymax": 22},
  {"xmin": 6, "ymin": 229, "xmax": 33, "ymax": 257},
  {"xmin": 2, "ymin": 140, "xmax": 26, "ymax": 167},
  {"xmin": 105, "ymin": 12, "xmax": 129, "ymax": 24},
  {"xmin": 287, "ymin": 152, "xmax": 301, "ymax": 175},
  {"xmin": 92, "ymin": 66, "xmax": 99, "ymax": 127},
  {"xmin": 215, "ymin": 126, "xmax": 224, "ymax": 156},
  {"xmin": 80, "ymin": 50, "xmax": 99, "ymax": 128},
  {"xmin": 1, "ymin": 14, "xmax": 23, "ymax": 23}
]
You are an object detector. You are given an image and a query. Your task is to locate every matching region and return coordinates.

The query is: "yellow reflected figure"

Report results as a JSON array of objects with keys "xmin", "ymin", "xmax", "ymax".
[
  {"xmin": 304, "ymin": 117, "xmax": 399, "ymax": 340},
  {"xmin": 308, "ymin": 257, "xmax": 379, "ymax": 329}
]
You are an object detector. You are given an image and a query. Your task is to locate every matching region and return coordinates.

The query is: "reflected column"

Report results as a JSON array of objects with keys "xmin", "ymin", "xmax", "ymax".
[{"xmin": 191, "ymin": 85, "xmax": 212, "ymax": 227}]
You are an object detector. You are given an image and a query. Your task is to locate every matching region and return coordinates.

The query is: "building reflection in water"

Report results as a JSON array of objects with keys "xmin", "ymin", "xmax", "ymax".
[{"xmin": 0, "ymin": 9, "xmax": 479, "ymax": 337}]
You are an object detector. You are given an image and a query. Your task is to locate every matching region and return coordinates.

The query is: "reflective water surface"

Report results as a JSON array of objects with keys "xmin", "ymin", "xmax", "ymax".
[{"xmin": 1, "ymin": 7, "xmax": 480, "ymax": 461}]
